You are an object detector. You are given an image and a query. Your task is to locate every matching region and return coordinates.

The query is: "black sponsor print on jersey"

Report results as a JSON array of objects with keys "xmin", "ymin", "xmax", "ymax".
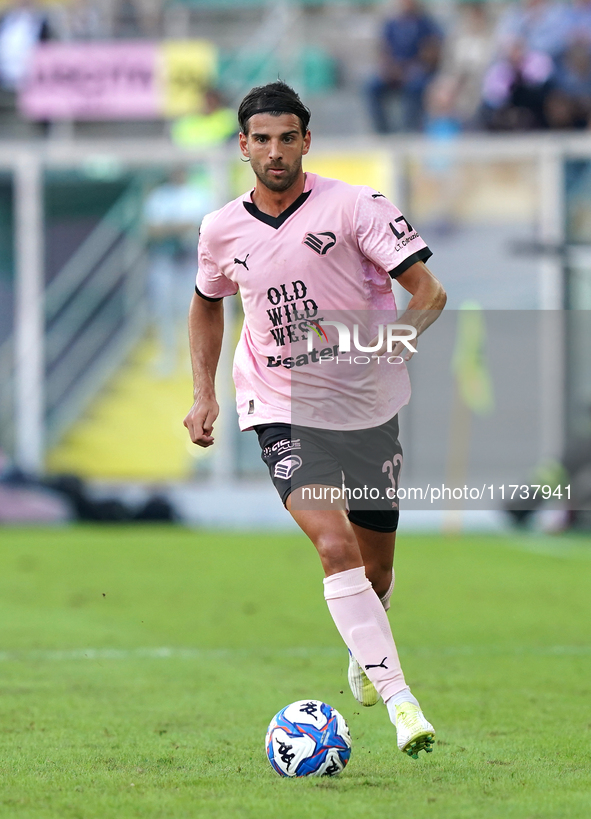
[
  {"xmin": 302, "ymin": 231, "xmax": 336, "ymax": 256},
  {"xmin": 372, "ymin": 193, "xmax": 386, "ymax": 199},
  {"xmin": 266, "ymin": 344, "xmax": 339, "ymax": 369},
  {"xmin": 266, "ymin": 280, "xmax": 320, "ymax": 348},
  {"xmin": 388, "ymin": 215, "xmax": 414, "ymax": 240}
]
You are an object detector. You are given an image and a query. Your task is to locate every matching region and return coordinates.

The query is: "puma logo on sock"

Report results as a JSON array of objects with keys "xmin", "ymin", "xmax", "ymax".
[{"xmin": 365, "ymin": 657, "xmax": 388, "ymax": 670}]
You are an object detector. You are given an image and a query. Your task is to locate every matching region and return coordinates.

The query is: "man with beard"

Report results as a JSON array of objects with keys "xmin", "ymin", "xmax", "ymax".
[{"xmin": 184, "ymin": 82, "xmax": 446, "ymax": 759}]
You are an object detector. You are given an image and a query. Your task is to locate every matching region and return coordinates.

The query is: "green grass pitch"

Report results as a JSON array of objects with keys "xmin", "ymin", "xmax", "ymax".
[{"xmin": 0, "ymin": 525, "xmax": 590, "ymax": 819}]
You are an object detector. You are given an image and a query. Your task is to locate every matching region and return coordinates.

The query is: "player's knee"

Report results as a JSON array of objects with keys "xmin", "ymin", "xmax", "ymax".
[
  {"xmin": 365, "ymin": 564, "xmax": 392, "ymax": 599},
  {"xmin": 315, "ymin": 530, "xmax": 354, "ymax": 558},
  {"xmin": 314, "ymin": 531, "xmax": 360, "ymax": 575}
]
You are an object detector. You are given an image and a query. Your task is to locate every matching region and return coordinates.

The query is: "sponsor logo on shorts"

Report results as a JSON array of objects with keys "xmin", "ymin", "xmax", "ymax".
[
  {"xmin": 263, "ymin": 438, "xmax": 301, "ymax": 458},
  {"xmin": 274, "ymin": 455, "xmax": 303, "ymax": 480}
]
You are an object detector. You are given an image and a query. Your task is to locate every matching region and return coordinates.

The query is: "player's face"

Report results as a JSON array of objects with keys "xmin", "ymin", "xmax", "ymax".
[{"xmin": 239, "ymin": 113, "xmax": 311, "ymax": 193}]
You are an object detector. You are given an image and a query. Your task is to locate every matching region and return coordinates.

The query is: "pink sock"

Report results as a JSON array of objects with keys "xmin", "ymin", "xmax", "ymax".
[{"xmin": 323, "ymin": 566, "xmax": 407, "ymax": 702}]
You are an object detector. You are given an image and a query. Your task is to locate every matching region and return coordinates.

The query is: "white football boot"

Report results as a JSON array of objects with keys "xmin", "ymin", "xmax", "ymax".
[
  {"xmin": 347, "ymin": 650, "xmax": 379, "ymax": 707},
  {"xmin": 394, "ymin": 702, "xmax": 435, "ymax": 759}
]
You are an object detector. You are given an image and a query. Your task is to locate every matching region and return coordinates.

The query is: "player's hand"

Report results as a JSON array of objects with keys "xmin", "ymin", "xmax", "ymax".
[
  {"xmin": 184, "ymin": 396, "xmax": 219, "ymax": 447},
  {"xmin": 390, "ymin": 337, "xmax": 417, "ymax": 362},
  {"xmin": 369, "ymin": 335, "xmax": 417, "ymax": 362}
]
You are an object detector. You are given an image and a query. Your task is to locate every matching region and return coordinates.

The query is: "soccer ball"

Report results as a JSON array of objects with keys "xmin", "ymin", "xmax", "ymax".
[{"xmin": 265, "ymin": 700, "xmax": 352, "ymax": 777}]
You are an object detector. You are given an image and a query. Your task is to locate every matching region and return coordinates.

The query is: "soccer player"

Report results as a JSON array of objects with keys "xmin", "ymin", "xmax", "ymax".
[{"xmin": 184, "ymin": 82, "xmax": 446, "ymax": 759}]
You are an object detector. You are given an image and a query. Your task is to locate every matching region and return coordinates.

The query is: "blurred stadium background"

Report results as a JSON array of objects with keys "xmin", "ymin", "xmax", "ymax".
[
  {"xmin": 0, "ymin": 0, "xmax": 590, "ymax": 530},
  {"xmin": 0, "ymin": 4, "xmax": 590, "ymax": 816}
]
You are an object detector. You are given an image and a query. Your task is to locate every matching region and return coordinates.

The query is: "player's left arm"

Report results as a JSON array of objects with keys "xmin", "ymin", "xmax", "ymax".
[
  {"xmin": 388, "ymin": 260, "xmax": 447, "ymax": 360},
  {"xmin": 354, "ymin": 186, "xmax": 445, "ymax": 357}
]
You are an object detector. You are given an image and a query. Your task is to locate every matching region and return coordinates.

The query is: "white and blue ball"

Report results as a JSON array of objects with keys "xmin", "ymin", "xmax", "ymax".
[{"xmin": 265, "ymin": 700, "xmax": 352, "ymax": 777}]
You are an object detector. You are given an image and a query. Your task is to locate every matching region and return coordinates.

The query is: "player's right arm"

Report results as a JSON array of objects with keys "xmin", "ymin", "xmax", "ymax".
[
  {"xmin": 184, "ymin": 292, "xmax": 224, "ymax": 448},
  {"xmin": 184, "ymin": 216, "xmax": 238, "ymax": 447}
]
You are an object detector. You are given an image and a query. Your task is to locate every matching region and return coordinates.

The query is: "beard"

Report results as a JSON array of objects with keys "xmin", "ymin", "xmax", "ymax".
[{"xmin": 252, "ymin": 157, "xmax": 302, "ymax": 192}]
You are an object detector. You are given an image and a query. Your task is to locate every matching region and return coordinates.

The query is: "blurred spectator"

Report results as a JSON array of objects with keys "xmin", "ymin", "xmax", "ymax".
[
  {"xmin": 170, "ymin": 88, "xmax": 237, "ymax": 149},
  {"xmin": 425, "ymin": 75, "xmax": 462, "ymax": 140},
  {"xmin": 441, "ymin": 1, "xmax": 496, "ymax": 127},
  {"xmin": 0, "ymin": 0, "xmax": 51, "ymax": 91},
  {"xmin": 423, "ymin": 76, "xmax": 462, "ymax": 233},
  {"xmin": 545, "ymin": 40, "xmax": 591, "ymax": 128},
  {"xmin": 569, "ymin": 0, "xmax": 591, "ymax": 45},
  {"xmin": 366, "ymin": 0, "xmax": 443, "ymax": 133},
  {"xmin": 495, "ymin": 0, "xmax": 573, "ymax": 60},
  {"xmin": 60, "ymin": 0, "xmax": 107, "ymax": 40},
  {"xmin": 143, "ymin": 166, "xmax": 213, "ymax": 375},
  {"xmin": 481, "ymin": 39, "xmax": 554, "ymax": 130},
  {"xmin": 113, "ymin": 0, "xmax": 143, "ymax": 38}
]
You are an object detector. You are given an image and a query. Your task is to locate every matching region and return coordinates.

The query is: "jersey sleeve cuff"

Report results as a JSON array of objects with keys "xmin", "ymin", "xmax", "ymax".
[
  {"xmin": 195, "ymin": 284, "xmax": 223, "ymax": 302},
  {"xmin": 388, "ymin": 247, "xmax": 433, "ymax": 279}
]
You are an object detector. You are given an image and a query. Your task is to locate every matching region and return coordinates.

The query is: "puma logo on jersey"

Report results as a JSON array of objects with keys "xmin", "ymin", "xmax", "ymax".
[
  {"xmin": 274, "ymin": 455, "xmax": 303, "ymax": 480},
  {"xmin": 371, "ymin": 193, "xmax": 386, "ymax": 199},
  {"xmin": 234, "ymin": 253, "xmax": 250, "ymax": 270},
  {"xmin": 302, "ymin": 231, "xmax": 336, "ymax": 256}
]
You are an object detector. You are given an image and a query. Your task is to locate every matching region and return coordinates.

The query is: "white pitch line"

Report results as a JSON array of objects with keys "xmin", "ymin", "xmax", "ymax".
[
  {"xmin": 0, "ymin": 645, "xmax": 590, "ymax": 663},
  {"xmin": 0, "ymin": 646, "xmax": 344, "ymax": 663},
  {"xmin": 498, "ymin": 536, "xmax": 591, "ymax": 559}
]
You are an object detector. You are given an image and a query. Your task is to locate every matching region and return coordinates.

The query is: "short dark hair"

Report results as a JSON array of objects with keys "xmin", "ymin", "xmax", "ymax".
[{"xmin": 238, "ymin": 81, "xmax": 311, "ymax": 136}]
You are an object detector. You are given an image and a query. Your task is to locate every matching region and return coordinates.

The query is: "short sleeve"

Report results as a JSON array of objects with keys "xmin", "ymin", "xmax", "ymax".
[
  {"xmin": 354, "ymin": 188, "xmax": 432, "ymax": 279},
  {"xmin": 195, "ymin": 229, "xmax": 239, "ymax": 301}
]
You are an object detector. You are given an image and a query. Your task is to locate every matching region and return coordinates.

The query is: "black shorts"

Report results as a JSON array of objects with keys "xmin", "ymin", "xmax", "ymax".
[{"xmin": 254, "ymin": 415, "xmax": 402, "ymax": 533}]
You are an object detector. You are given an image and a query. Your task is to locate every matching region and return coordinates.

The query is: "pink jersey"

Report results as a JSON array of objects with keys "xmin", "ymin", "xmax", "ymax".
[{"xmin": 196, "ymin": 173, "xmax": 432, "ymax": 431}]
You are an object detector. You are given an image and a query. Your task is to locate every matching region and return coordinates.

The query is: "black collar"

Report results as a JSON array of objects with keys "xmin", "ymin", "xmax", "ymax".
[{"xmin": 243, "ymin": 190, "xmax": 311, "ymax": 229}]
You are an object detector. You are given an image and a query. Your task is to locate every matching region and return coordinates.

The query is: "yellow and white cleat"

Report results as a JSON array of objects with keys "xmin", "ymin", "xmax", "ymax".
[
  {"xmin": 394, "ymin": 702, "xmax": 436, "ymax": 759},
  {"xmin": 347, "ymin": 650, "xmax": 379, "ymax": 707}
]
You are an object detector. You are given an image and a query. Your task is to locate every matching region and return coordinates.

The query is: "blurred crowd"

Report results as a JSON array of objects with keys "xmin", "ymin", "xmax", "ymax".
[
  {"xmin": 0, "ymin": 0, "xmax": 163, "ymax": 51},
  {"xmin": 3, "ymin": 0, "xmax": 591, "ymax": 134},
  {"xmin": 0, "ymin": 0, "xmax": 169, "ymax": 93},
  {"xmin": 368, "ymin": 0, "xmax": 591, "ymax": 133}
]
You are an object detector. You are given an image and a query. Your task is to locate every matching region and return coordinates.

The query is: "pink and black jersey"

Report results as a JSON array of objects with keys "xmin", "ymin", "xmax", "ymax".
[{"xmin": 196, "ymin": 172, "xmax": 432, "ymax": 431}]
